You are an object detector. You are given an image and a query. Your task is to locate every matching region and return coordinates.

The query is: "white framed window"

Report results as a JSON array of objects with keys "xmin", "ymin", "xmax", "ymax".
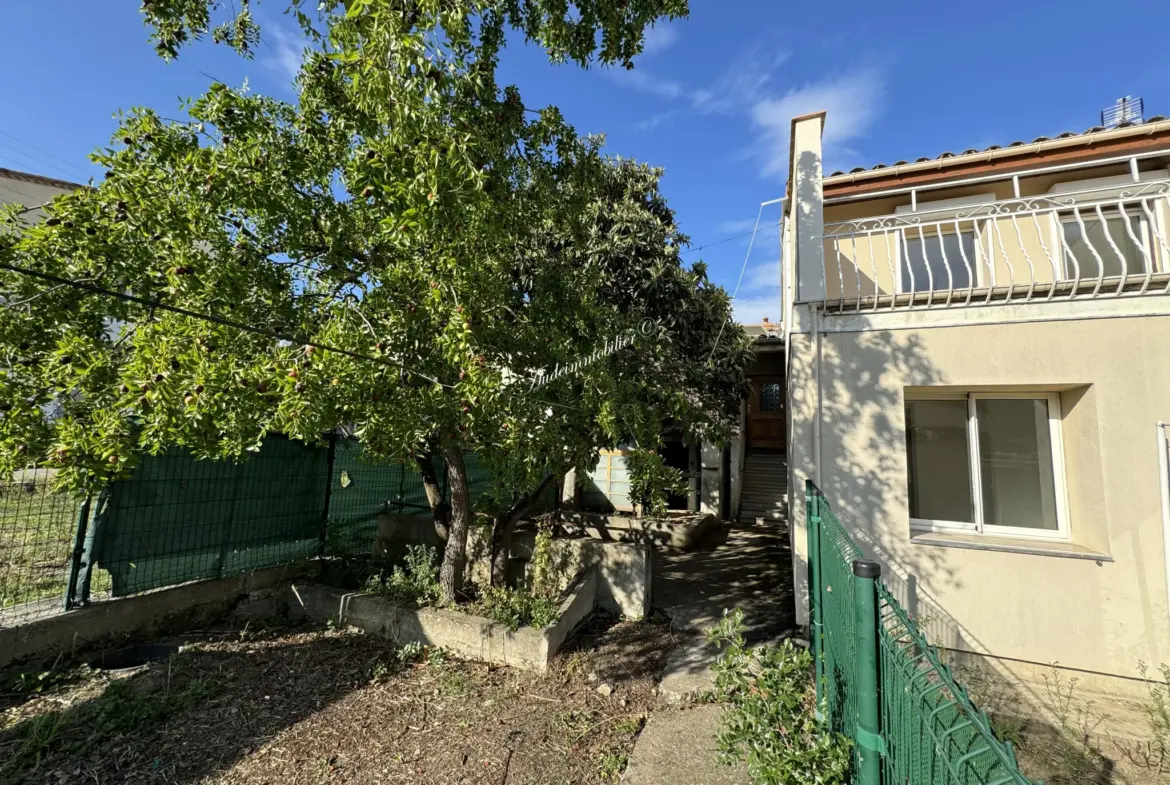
[
  {"xmin": 895, "ymin": 224, "xmax": 996, "ymax": 294},
  {"xmin": 581, "ymin": 449, "xmax": 632, "ymax": 512},
  {"xmin": 898, "ymin": 229, "xmax": 978, "ymax": 293},
  {"xmin": 1053, "ymin": 208, "xmax": 1155, "ymax": 279},
  {"xmin": 905, "ymin": 392, "xmax": 1070, "ymax": 540}
]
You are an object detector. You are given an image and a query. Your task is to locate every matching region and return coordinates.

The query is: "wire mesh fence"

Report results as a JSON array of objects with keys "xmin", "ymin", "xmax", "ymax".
[
  {"xmin": 806, "ymin": 480, "xmax": 1036, "ymax": 785},
  {"xmin": 1, "ymin": 436, "xmax": 557, "ymax": 627},
  {"xmin": 0, "ymin": 469, "xmax": 81, "ymax": 624}
]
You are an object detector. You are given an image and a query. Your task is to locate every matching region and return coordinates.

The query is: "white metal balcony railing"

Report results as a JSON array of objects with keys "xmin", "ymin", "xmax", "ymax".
[{"xmin": 819, "ymin": 180, "xmax": 1170, "ymax": 312}]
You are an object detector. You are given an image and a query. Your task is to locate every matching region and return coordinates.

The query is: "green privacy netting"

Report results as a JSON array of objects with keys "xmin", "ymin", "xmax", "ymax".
[
  {"xmin": 84, "ymin": 436, "xmax": 550, "ymax": 597},
  {"xmin": 90, "ymin": 435, "xmax": 328, "ymax": 597}
]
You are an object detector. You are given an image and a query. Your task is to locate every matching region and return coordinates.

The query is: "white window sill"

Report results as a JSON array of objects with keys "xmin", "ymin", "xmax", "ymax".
[{"xmin": 910, "ymin": 531, "xmax": 1112, "ymax": 562}]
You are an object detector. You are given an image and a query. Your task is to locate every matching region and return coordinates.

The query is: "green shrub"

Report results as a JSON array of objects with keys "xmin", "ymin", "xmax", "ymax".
[
  {"xmin": 706, "ymin": 608, "xmax": 851, "ymax": 785},
  {"xmin": 473, "ymin": 585, "xmax": 559, "ymax": 631},
  {"xmin": 364, "ymin": 544, "xmax": 441, "ymax": 607},
  {"xmin": 626, "ymin": 449, "xmax": 685, "ymax": 518}
]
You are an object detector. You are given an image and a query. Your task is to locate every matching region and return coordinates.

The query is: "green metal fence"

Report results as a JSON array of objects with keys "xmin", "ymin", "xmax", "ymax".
[
  {"xmin": 1, "ymin": 438, "xmax": 550, "ymax": 625},
  {"xmin": 806, "ymin": 480, "xmax": 1036, "ymax": 785},
  {"xmin": 0, "ymin": 469, "xmax": 79, "ymax": 621}
]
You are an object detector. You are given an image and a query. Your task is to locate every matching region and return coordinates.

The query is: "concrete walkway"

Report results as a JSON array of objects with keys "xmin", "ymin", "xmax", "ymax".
[
  {"xmin": 654, "ymin": 523, "xmax": 795, "ymax": 701},
  {"xmin": 623, "ymin": 522, "xmax": 796, "ymax": 784}
]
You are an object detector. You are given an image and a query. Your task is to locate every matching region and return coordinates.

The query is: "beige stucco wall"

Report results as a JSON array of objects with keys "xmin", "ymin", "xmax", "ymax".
[{"xmin": 787, "ymin": 312, "xmax": 1170, "ymax": 685}]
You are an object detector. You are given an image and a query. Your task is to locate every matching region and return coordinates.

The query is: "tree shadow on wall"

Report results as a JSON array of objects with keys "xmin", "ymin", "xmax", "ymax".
[{"xmin": 786, "ymin": 314, "xmax": 1123, "ymax": 783}]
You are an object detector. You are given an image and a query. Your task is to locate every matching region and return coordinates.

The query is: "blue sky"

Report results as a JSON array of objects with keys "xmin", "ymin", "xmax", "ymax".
[{"xmin": 2, "ymin": 1, "xmax": 1169, "ymax": 323}]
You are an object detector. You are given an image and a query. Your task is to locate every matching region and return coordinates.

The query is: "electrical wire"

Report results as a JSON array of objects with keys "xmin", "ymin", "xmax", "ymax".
[
  {"xmin": 705, "ymin": 201, "xmax": 765, "ymax": 365},
  {"xmin": 680, "ymin": 219, "xmax": 781, "ymax": 257},
  {"xmin": 0, "ymin": 130, "xmax": 92, "ymax": 181},
  {"xmin": 1, "ymin": 264, "xmax": 639, "ymax": 416},
  {"xmin": 0, "ymin": 260, "xmax": 452, "ymax": 388},
  {"xmin": 2, "ymin": 261, "xmax": 607, "ymax": 415}
]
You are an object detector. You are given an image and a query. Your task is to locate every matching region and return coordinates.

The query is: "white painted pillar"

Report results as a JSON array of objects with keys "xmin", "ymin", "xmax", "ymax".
[{"xmin": 791, "ymin": 112, "xmax": 827, "ymax": 305}]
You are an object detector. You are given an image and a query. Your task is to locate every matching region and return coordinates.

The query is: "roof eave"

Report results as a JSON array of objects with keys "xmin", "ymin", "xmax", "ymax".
[{"xmin": 822, "ymin": 120, "xmax": 1170, "ymax": 199}]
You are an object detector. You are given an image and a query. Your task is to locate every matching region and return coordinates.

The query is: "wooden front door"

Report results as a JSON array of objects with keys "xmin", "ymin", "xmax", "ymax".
[{"xmin": 747, "ymin": 376, "xmax": 786, "ymax": 450}]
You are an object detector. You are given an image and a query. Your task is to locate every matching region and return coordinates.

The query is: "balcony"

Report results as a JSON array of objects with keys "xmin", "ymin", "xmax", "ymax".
[{"xmin": 818, "ymin": 180, "xmax": 1170, "ymax": 313}]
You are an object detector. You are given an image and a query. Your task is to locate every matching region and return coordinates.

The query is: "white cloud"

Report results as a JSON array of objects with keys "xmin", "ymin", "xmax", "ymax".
[
  {"xmin": 743, "ymin": 258, "xmax": 781, "ymax": 291},
  {"xmin": 731, "ymin": 293, "xmax": 781, "ymax": 325},
  {"xmin": 728, "ymin": 258, "xmax": 782, "ymax": 323},
  {"xmin": 616, "ymin": 46, "xmax": 790, "ymax": 118},
  {"xmin": 263, "ymin": 25, "xmax": 305, "ymax": 83},
  {"xmin": 693, "ymin": 48, "xmax": 790, "ymax": 116},
  {"xmin": 718, "ymin": 218, "xmax": 760, "ymax": 234},
  {"xmin": 641, "ymin": 25, "xmax": 679, "ymax": 56},
  {"xmin": 633, "ymin": 110, "xmax": 680, "ymax": 131},
  {"xmin": 750, "ymin": 68, "xmax": 884, "ymax": 176},
  {"xmin": 608, "ymin": 68, "xmax": 685, "ymax": 99}
]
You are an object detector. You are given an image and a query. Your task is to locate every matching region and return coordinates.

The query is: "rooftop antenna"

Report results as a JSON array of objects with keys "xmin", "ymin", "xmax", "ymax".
[{"xmin": 1102, "ymin": 96, "xmax": 1144, "ymax": 128}]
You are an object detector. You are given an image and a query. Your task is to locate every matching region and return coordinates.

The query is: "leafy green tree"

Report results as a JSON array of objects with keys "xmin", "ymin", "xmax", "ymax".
[{"xmin": 0, "ymin": 0, "xmax": 751, "ymax": 602}]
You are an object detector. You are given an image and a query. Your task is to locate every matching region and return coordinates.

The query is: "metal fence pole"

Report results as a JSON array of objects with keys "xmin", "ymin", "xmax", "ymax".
[
  {"xmin": 852, "ymin": 559, "xmax": 884, "ymax": 785},
  {"xmin": 64, "ymin": 495, "xmax": 92, "ymax": 610},
  {"xmin": 805, "ymin": 480, "xmax": 825, "ymax": 710},
  {"xmin": 319, "ymin": 432, "xmax": 338, "ymax": 556}
]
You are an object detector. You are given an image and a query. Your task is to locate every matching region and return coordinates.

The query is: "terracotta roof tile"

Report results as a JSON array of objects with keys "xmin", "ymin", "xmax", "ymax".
[
  {"xmin": 826, "ymin": 116, "xmax": 1170, "ymax": 177},
  {"xmin": 0, "ymin": 167, "xmax": 87, "ymax": 192}
]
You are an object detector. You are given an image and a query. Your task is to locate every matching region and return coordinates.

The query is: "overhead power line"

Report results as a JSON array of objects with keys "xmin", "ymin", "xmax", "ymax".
[
  {"xmin": 0, "ymin": 261, "xmax": 450, "ymax": 388},
  {"xmin": 0, "ymin": 130, "xmax": 92, "ymax": 182},
  {"xmin": 680, "ymin": 220, "xmax": 782, "ymax": 257}
]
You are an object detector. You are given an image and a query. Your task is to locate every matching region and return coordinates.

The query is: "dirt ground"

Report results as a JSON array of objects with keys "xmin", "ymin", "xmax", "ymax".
[
  {"xmin": 999, "ymin": 713, "xmax": 1170, "ymax": 785},
  {"xmin": 0, "ymin": 614, "xmax": 681, "ymax": 785}
]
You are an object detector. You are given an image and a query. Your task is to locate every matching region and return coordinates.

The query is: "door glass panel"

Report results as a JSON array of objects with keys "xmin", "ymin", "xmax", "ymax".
[
  {"xmin": 976, "ymin": 398, "xmax": 1058, "ymax": 531},
  {"xmin": 902, "ymin": 231, "xmax": 975, "ymax": 292},
  {"xmin": 1062, "ymin": 212, "xmax": 1146, "ymax": 278},
  {"xmin": 759, "ymin": 383, "xmax": 782, "ymax": 412},
  {"xmin": 905, "ymin": 400, "xmax": 973, "ymax": 523}
]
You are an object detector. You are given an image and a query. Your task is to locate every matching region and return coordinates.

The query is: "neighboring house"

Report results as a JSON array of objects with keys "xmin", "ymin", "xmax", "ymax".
[
  {"xmin": 578, "ymin": 322, "xmax": 788, "ymax": 524},
  {"xmin": 780, "ymin": 108, "xmax": 1170, "ymax": 716},
  {"xmin": 0, "ymin": 166, "xmax": 85, "ymax": 220},
  {"xmin": 1, "ymin": 168, "xmax": 90, "ymax": 425}
]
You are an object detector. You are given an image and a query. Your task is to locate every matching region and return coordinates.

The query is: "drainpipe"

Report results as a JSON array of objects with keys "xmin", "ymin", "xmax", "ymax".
[
  {"xmin": 812, "ymin": 306, "xmax": 823, "ymax": 489},
  {"xmin": 1158, "ymin": 422, "xmax": 1170, "ymax": 632}
]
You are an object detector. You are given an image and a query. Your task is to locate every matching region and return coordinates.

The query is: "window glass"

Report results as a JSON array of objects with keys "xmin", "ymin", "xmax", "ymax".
[
  {"xmin": 905, "ymin": 400, "xmax": 973, "ymax": 523},
  {"xmin": 902, "ymin": 231, "xmax": 976, "ymax": 292},
  {"xmin": 976, "ymin": 398, "xmax": 1059, "ymax": 531},
  {"xmin": 1062, "ymin": 212, "xmax": 1146, "ymax": 278},
  {"xmin": 759, "ymin": 383, "xmax": 782, "ymax": 412}
]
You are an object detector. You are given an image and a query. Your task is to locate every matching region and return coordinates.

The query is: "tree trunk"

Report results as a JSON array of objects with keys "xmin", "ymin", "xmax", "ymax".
[
  {"xmin": 414, "ymin": 452, "xmax": 450, "ymax": 542},
  {"xmin": 489, "ymin": 474, "xmax": 557, "ymax": 587},
  {"xmin": 438, "ymin": 441, "xmax": 472, "ymax": 604}
]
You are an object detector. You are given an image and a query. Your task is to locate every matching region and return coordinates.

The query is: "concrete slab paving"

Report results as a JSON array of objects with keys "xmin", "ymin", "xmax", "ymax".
[
  {"xmin": 623, "ymin": 521, "xmax": 796, "ymax": 783},
  {"xmin": 652, "ymin": 523, "xmax": 795, "ymax": 702},
  {"xmin": 622, "ymin": 704, "xmax": 750, "ymax": 785}
]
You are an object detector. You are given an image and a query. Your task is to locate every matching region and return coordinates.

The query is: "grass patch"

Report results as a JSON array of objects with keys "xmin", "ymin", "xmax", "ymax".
[
  {"xmin": 0, "ymin": 478, "xmax": 79, "ymax": 610},
  {"xmin": 595, "ymin": 749, "xmax": 628, "ymax": 781},
  {"xmin": 1, "ymin": 664, "xmax": 218, "ymax": 780}
]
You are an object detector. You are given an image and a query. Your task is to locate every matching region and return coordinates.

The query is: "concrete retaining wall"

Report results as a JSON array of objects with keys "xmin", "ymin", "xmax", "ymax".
[
  {"xmin": 288, "ymin": 567, "xmax": 598, "ymax": 672},
  {"xmin": 555, "ymin": 511, "xmax": 717, "ymax": 551},
  {"xmin": 0, "ymin": 565, "xmax": 302, "ymax": 669},
  {"xmin": 547, "ymin": 539, "xmax": 651, "ymax": 619}
]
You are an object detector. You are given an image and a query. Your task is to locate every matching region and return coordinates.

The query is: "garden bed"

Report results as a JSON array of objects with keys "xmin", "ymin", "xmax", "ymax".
[
  {"xmin": 288, "ymin": 566, "xmax": 598, "ymax": 671},
  {"xmin": 0, "ymin": 615, "xmax": 675, "ymax": 784}
]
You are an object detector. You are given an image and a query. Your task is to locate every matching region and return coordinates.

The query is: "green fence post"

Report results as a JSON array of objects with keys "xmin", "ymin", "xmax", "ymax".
[
  {"xmin": 64, "ymin": 495, "xmax": 92, "ymax": 610},
  {"xmin": 852, "ymin": 559, "xmax": 884, "ymax": 785},
  {"xmin": 319, "ymin": 432, "xmax": 337, "ymax": 556},
  {"xmin": 805, "ymin": 480, "xmax": 825, "ymax": 711}
]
